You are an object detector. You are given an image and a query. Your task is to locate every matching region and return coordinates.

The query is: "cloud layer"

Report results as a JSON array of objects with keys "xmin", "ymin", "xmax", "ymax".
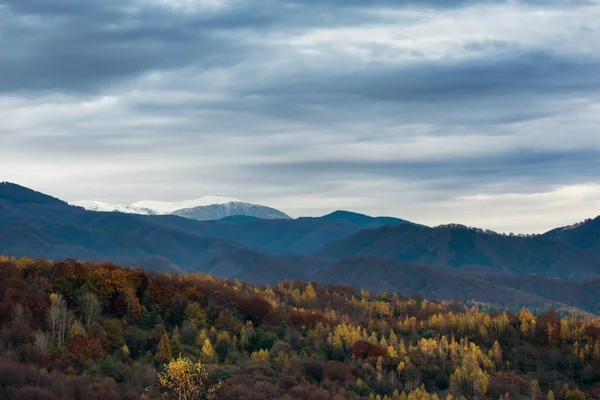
[{"xmin": 1, "ymin": 0, "xmax": 600, "ymax": 233}]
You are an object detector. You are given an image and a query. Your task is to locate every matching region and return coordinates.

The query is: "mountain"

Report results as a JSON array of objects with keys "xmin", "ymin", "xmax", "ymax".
[
  {"xmin": 315, "ymin": 223, "xmax": 600, "ymax": 279},
  {"xmin": 141, "ymin": 216, "xmax": 370, "ymax": 255},
  {"xmin": 311, "ymin": 210, "xmax": 410, "ymax": 228},
  {"xmin": 215, "ymin": 215, "xmax": 260, "ymax": 222},
  {"xmin": 543, "ymin": 216, "xmax": 600, "ymax": 254},
  {"xmin": 71, "ymin": 197, "xmax": 291, "ymax": 221},
  {"xmin": 172, "ymin": 202, "xmax": 290, "ymax": 221},
  {"xmin": 312, "ymin": 258, "xmax": 578, "ymax": 312},
  {"xmin": 71, "ymin": 196, "xmax": 240, "ymax": 215},
  {"xmin": 6, "ymin": 182, "xmax": 600, "ymax": 313},
  {"xmin": 0, "ymin": 183, "xmax": 258, "ymax": 272}
]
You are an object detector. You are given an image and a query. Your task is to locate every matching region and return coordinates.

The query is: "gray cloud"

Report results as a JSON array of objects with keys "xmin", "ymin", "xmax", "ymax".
[{"xmin": 1, "ymin": 0, "xmax": 600, "ymax": 233}]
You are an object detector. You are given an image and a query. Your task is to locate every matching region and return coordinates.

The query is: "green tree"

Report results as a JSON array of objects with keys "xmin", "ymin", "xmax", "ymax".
[
  {"xmin": 99, "ymin": 354, "xmax": 126, "ymax": 382},
  {"xmin": 170, "ymin": 327, "xmax": 183, "ymax": 358},
  {"xmin": 156, "ymin": 332, "xmax": 172, "ymax": 364},
  {"xmin": 104, "ymin": 318, "xmax": 124, "ymax": 350},
  {"xmin": 184, "ymin": 302, "xmax": 206, "ymax": 329}
]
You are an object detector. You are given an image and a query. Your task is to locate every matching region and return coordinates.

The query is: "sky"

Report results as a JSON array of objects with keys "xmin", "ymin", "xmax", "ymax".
[{"xmin": 1, "ymin": 0, "xmax": 600, "ymax": 233}]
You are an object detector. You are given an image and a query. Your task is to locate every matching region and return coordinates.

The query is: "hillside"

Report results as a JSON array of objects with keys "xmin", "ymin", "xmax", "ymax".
[
  {"xmin": 144, "ymin": 216, "xmax": 371, "ymax": 255},
  {"xmin": 544, "ymin": 216, "xmax": 600, "ymax": 254},
  {"xmin": 1, "ymin": 258, "xmax": 599, "ymax": 400},
  {"xmin": 315, "ymin": 223, "xmax": 600, "ymax": 279},
  {"xmin": 4, "ymin": 183, "xmax": 600, "ymax": 314},
  {"xmin": 1, "ymin": 183, "xmax": 403, "ymax": 259},
  {"xmin": 313, "ymin": 257, "xmax": 600, "ymax": 314},
  {"xmin": 0, "ymin": 183, "xmax": 257, "ymax": 272}
]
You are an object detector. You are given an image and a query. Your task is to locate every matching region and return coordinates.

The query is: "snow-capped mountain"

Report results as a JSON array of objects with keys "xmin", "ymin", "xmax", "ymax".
[
  {"xmin": 70, "ymin": 200, "xmax": 157, "ymax": 215},
  {"xmin": 172, "ymin": 202, "xmax": 290, "ymax": 221},
  {"xmin": 70, "ymin": 197, "xmax": 291, "ymax": 221}
]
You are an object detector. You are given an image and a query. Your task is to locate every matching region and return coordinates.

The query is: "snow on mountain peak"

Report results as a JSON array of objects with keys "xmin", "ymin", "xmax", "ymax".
[
  {"xmin": 130, "ymin": 196, "xmax": 241, "ymax": 214},
  {"xmin": 70, "ymin": 196, "xmax": 242, "ymax": 215}
]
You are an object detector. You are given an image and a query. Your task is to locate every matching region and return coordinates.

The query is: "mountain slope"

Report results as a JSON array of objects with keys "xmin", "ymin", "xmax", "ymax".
[
  {"xmin": 312, "ymin": 257, "xmax": 566, "ymax": 311},
  {"xmin": 140, "ymin": 216, "xmax": 368, "ymax": 255},
  {"xmin": 543, "ymin": 216, "xmax": 600, "ymax": 254},
  {"xmin": 315, "ymin": 223, "xmax": 600, "ymax": 279},
  {"xmin": 5, "ymin": 183, "xmax": 600, "ymax": 313},
  {"xmin": 0, "ymin": 183, "xmax": 259, "ymax": 272}
]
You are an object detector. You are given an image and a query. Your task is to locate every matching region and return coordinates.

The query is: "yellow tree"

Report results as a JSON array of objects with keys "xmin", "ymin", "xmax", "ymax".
[
  {"xmin": 158, "ymin": 356, "xmax": 218, "ymax": 400},
  {"xmin": 201, "ymin": 339, "xmax": 216, "ymax": 363},
  {"xmin": 491, "ymin": 341, "xmax": 502, "ymax": 369}
]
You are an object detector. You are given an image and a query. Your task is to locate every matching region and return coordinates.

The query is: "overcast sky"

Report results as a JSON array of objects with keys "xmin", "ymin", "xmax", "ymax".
[{"xmin": 2, "ymin": 0, "xmax": 600, "ymax": 233}]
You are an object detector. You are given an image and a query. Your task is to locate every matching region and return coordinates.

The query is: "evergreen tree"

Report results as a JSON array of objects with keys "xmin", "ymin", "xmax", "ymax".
[{"xmin": 156, "ymin": 333, "xmax": 172, "ymax": 364}]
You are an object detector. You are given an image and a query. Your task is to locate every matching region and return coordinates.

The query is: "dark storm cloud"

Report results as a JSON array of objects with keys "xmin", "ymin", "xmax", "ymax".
[
  {"xmin": 240, "ymin": 50, "xmax": 600, "ymax": 128},
  {"xmin": 2, "ymin": 0, "xmax": 596, "ymax": 93},
  {"xmin": 0, "ymin": 0, "xmax": 260, "ymax": 92},
  {"xmin": 252, "ymin": 51, "xmax": 600, "ymax": 102},
  {"xmin": 242, "ymin": 148, "xmax": 600, "ymax": 196}
]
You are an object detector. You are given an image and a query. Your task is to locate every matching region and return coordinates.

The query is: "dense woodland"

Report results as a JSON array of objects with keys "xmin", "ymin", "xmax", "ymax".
[{"xmin": 1, "ymin": 256, "xmax": 599, "ymax": 400}]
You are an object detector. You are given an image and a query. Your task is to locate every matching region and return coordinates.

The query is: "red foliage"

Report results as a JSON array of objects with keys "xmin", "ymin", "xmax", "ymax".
[
  {"xmin": 240, "ymin": 296, "xmax": 274, "ymax": 326},
  {"xmin": 184, "ymin": 286, "xmax": 203, "ymax": 303},
  {"xmin": 288, "ymin": 309, "xmax": 327, "ymax": 328},
  {"xmin": 67, "ymin": 335, "xmax": 106, "ymax": 366},
  {"xmin": 351, "ymin": 340, "xmax": 387, "ymax": 360},
  {"xmin": 323, "ymin": 361, "xmax": 351, "ymax": 382},
  {"xmin": 151, "ymin": 282, "xmax": 177, "ymax": 306}
]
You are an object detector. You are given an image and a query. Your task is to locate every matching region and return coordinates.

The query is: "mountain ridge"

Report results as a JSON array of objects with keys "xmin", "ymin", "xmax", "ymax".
[
  {"xmin": 71, "ymin": 196, "xmax": 291, "ymax": 221},
  {"xmin": 3, "ymin": 182, "xmax": 600, "ymax": 313},
  {"xmin": 314, "ymin": 222, "xmax": 600, "ymax": 279}
]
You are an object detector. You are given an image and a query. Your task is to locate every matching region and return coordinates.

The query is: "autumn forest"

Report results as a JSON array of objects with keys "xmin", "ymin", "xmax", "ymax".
[{"xmin": 0, "ymin": 256, "xmax": 599, "ymax": 400}]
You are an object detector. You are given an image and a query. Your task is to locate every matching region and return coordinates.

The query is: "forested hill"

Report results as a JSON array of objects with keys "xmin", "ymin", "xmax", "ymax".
[
  {"xmin": 3, "ymin": 182, "xmax": 600, "ymax": 316},
  {"xmin": 1, "ymin": 257, "xmax": 599, "ymax": 399},
  {"xmin": 314, "ymin": 223, "xmax": 600, "ymax": 279}
]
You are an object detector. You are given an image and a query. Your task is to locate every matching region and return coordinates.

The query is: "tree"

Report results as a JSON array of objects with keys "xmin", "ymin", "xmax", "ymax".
[
  {"xmin": 201, "ymin": 339, "xmax": 216, "ymax": 363},
  {"xmin": 170, "ymin": 327, "xmax": 183, "ymax": 358},
  {"xmin": 32, "ymin": 330, "xmax": 50, "ymax": 354},
  {"xmin": 184, "ymin": 302, "xmax": 206, "ymax": 329},
  {"xmin": 158, "ymin": 356, "xmax": 218, "ymax": 400},
  {"xmin": 565, "ymin": 389, "xmax": 585, "ymax": 400},
  {"xmin": 47, "ymin": 293, "xmax": 72, "ymax": 347},
  {"xmin": 79, "ymin": 292, "xmax": 101, "ymax": 330},
  {"xmin": 250, "ymin": 349, "xmax": 270, "ymax": 363},
  {"xmin": 99, "ymin": 354, "xmax": 126, "ymax": 382},
  {"xmin": 66, "ymin": 335, "xmax": 105, "ymax": 366},
  {"xmin": 530, "ymin": 380, "xmax": 541, "ymax": 400},
  {"xmin": 122, "ymin": 344, "xmax": 131, "ymax": 359},
  {"xmin": 492, "ymin": 341, "xmax": 502, "ymax": 368},
  {"xmin": 10, "ymin": 303, "xmax": 28, "ymax": 330},
  {"xmin": 69, "ymin": 321, "xmax": 86, "ymax": 339},
  {"xmin": 104, "ymin": 318, "xmax": 124, "ymax": 349},
  {"xmin": 239, "ymin": 327, "xmax": 249, "ymax": 352},
  {"xmin": 156, "ymin": 333, "xmax": 172, "ymax": 364},
  {"xmin": 125, "ymin": 287, "xmax": 142, "ymax": 323}
]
